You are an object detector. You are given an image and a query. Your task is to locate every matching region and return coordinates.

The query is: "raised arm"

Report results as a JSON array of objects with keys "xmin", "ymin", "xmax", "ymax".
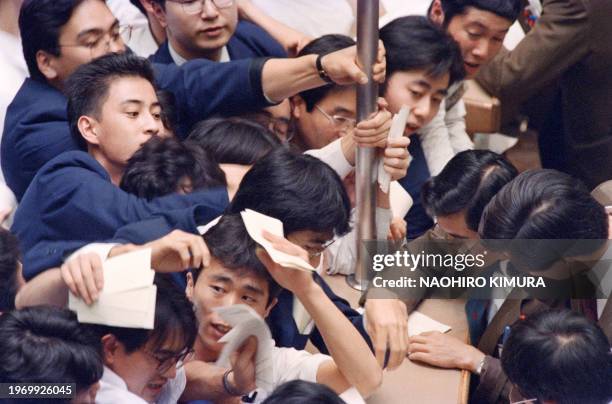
[{"xmin": 256, "ymin": 232, "xmax": 382, "ymax": 397}]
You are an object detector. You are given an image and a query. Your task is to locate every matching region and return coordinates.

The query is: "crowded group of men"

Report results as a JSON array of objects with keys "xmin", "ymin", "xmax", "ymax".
[{"xmin": 0, "ymin": 0, "xmax": 610, "ymax": 403}]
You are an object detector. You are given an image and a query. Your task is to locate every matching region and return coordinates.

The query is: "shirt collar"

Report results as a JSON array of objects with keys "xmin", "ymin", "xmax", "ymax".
[{"xmin": 168, "ymin": 41, "xmax": 230, "ymax": 65}]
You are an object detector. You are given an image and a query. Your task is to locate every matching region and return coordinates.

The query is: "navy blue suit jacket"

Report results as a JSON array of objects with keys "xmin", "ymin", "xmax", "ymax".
[
  {"xmin": 399, "ymin": 135, "xmax": 434, "ymax": 239},
  {"xmin": 12, "ymin": 151, "xmax": 228, "ymax": 280},
  {"xmin": 149, "ymin": 21, "xmax": 286, "ymax": 65},
  {"xmin": 1, "ymin": 57, "xmax": 270, "ymax": 200}
]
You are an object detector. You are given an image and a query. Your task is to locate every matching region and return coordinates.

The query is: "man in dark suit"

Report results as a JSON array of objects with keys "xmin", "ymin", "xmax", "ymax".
[
  {"xmin": 477, "ymin": 0, "xmax": 612, "ymax": 190},
  {"xmin": 404, "ymin": 169, "xmax": 609, "ymax": 403},
  {"xmin": 2, "ymin": 0, "xmax": 382, "ymax": 200},
  {"xmin": 147, "ymin": 0, "xmax": 286, "ymax": 64},
  {"xmin": 12, "ymin": 54, "xmax": 229, "ymax": 281}
]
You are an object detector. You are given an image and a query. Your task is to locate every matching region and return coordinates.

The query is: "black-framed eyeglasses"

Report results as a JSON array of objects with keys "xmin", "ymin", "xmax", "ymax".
[
  {"xmin": 59, "ymin": 25, "xmax": 131, "ymax": 58},
  {"xmin": 305, "ymin": 239, "xmax": 336, "ymax": 258},
  {"xmin": 146, "ymin": 348, "xmax": 195, "ymax": 374},
  {"xmin": 168, "ymin": 0, "xmax": 235, "ymax": 15}
]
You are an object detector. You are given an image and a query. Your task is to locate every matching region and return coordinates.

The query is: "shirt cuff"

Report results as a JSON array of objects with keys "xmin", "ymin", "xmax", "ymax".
[
  {"xmin": 305, "ymin": 138, "xmax": 353, "ymax": 178},
  {"xmin": 66, "ymin": 243, "xmax": 119, "ymax": 263}
]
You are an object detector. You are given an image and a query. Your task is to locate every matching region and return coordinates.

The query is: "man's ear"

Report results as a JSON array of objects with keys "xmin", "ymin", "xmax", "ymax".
[
  {"xmin": 263, "ymin": 297, "xmax": 278, "ymax": 318},
  {"xmin": 101, "ymin": 334, "xmax": 120, "ymax": 366},
  {"xmin": 289, "ymin": 96, "xmax": 304, "ymax": 120},
  {"xmin": 35, "ymin": 50, "xmax": 59, "ymax": 81},
  {"xmin": 429, "ymin": 0, "xmax": 445, "ymax": 26},
  {"xmin": 78, "ymin": 116, "xmax": 101, "ymax": 146},
  {"xmin": 185, "ymin": 272, "xmax": 195, "ymax": 302},
  {"xmin": 149, "ymin": 0, "xmax": 168, "ymax": 28}
]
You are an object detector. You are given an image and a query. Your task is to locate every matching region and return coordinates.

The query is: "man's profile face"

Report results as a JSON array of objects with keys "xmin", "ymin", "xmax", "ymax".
[
  {"xmin": 87, "ymin": 76, "xmax": 163, "ymax": 171},
  {"xmin": 45, "ymin": 0, "xmax": 125, "ymax": 83},
  {"xmin": 384, "ymin": 69, "xmax": 449, "ymax": 136},
  {"xmin": 287, "ymin": 229, "xmax": 335, "ymax": 268},
  {"xmin": 445, "ymin": 6, "xmax": 512, "ymax": 78},
  {"xmin": 436, "ymin": 212, "xmax": 479, "ymax": 239},
  {"xmin": 187, "ymin": 258, "xmax": 272, "ymax": 355},
  {"xmin": 161, "ymin": 0, "xmax": 238, "ymax": 61},
  {"xmin": 292, "ymin": 87, "xmax": 357, "ymax": 151}
]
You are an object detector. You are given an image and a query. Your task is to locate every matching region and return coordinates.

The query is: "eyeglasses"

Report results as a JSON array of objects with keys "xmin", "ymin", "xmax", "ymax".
[
  {"xmin": 314, "ymin": 105, "xmax": 357, "ymax": 131},
  {"xmin": 168, "ymin": 0, "xmax": 235, "ymax": 15},
  {"xmin": 305, "ymin": 239, "xmax": 336, "ymax": 258},
  {"xmin": 59, "ymin": 25, "xmax": 131, "ymax": 58},
  {"xmin": 146, "ymin": 348, "xmax": 195, "ymax": 374}
]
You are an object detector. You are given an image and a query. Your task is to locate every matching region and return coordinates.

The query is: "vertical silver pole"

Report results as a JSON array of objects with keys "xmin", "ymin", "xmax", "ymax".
[{"xmin": 347, "ymin": 0, "xmax": 379, "ymax": 290}]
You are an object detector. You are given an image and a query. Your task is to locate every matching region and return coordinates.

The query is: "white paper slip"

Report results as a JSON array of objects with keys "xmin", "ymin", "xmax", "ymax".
[
  {"xmin": 102, "ymin": 248, "xmax": 154, "ymax": 294},
  {"xmin": 240, "ymin": 209, "xmax": 315, "ymax": 272},
  {"xmin": 70, "ymin": 285, "xmax": 157, "ymax": 329},
  {"xmin": 378, "ymin": 105, "xmax": 409, "ymax": 193},
  {"xmin": 214, "ymin": 305, "xmax": 275, "ymax": 392},
  {"xmin": 407, "ymin": 311, "xmax": 452, "ymax": 337},
  {"xmin": 68, "ymin": 248, "xmax": 157, "ymax": 329}
]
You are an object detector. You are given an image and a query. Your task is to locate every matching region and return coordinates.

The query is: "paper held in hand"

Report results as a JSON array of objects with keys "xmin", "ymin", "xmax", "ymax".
[
  {"xmin": 240, "ymin": 208, "xmax": 315, "ymax": 272},
  {"xmin": 68, "ymin": 248, "xmax": 157, "ymax": 329},
  {"xmin": 215, "ymin": 304, "xmax": 276, "ymax": 392},
  {"xmin": 378, "ymin": 105, "xmax": 410, "ymax": 193},
  {"xmin": 407, "ymin": 311, "xmax": 451, "ymax": 337}
]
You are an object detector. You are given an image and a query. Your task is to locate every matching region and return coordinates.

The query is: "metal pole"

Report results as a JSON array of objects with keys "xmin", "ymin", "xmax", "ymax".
[{"xmin": 347, "ymin": 0, "xmax": 379, "ymax": 290}]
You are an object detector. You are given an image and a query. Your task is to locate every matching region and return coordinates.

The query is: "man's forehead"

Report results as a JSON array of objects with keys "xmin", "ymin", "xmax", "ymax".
[
  {"xmin": 104, "ymin": 77, "xmax": 158, "ymax": 103},
  {"xmin": 459, "ymin": 6, "xmax": 512, "ymax": 32},
  {"xmin": 61, "ymin": 0, "xmax": 117, "ymax": 38},
  {"xmin": 204, "ymin": 259, "xmax": 269, "ymax": 293}
]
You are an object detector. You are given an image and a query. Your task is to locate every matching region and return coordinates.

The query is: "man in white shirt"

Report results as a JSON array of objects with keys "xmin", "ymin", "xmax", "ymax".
[
  {"xmin": 93, "ymin": 277, "xmax": 197, "ymax": 404},
  {"xmin": 183, "ymin": 214, "xmax": 382, "ymax": 402},
  {"xmin": 417, "ymin": 0, "xmax": 523, "ymax": 175}
]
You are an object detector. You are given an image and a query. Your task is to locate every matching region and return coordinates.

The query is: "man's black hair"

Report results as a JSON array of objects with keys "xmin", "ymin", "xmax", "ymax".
[
  {"xmin": 88, "ymin": 275, "xmax": 197, "ymax": 356},
  {"xmin": 0, "ymin": 306, "xmax": 103, "ymax": 394},
  {"xmin": 379, "ymin": 16, "xmax": 465, "ymax": 94},
  {"xmin": 479, "ymin": 169, "xmax": 609, "ymax": 270},
  {"xmin": 480, "ymin": 169, "xmax": 608, "ymax": 240},
  {"xmin": 422, "ymin": 150, "xmax": 518, "ymax": 231},
  {"xmin": 296, "ymin": 34, "xmax": 356, "ymax": 112},
  {"xmin": 198, "ymin": 214, "xmax": 281, "ymax": 306},
  {"xmin": 262, "ymin": 380, "xmax": 346, "ymax": 404},
  {"xmin": 19, "ymin": 0, "xmax": 97, "ymax": 82},
  {"xmin": 228, "ymin": 148, "xmax": 351, "ymax": 236},
  {"xmin": 157, "ymin": 90, "xmax": 178, "ymax": 133},
  {"xmin": 65, "ymin": 52, "xmax": 157, "ymax": 150},
  {"xmin": 501, "ymin": 309, "xmax": 612, "ymax": 404},
  {"xmin": 439, "ymin": 0, "xmax": 522, "ymax": 27},
  {"xmin": 187, "ymin": 117, "xmax": 281, "ymax": 165},
  {"xmin": 0, "ymin": 229, "xmax": 20, "ymax": 312},
  {"xmin": 120, "ymin": 136, "xmax": 226, "ymax": 200}
]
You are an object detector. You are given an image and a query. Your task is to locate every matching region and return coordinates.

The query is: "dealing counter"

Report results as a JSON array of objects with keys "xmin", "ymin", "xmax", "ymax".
[{"xmin": 321, "ymin": 273, "xmax": 470, "ymax": 404}]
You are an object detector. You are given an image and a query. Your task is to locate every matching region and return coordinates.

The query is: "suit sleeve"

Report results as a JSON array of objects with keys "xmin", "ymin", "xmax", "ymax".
[
  {"xmin": 17, "ymin": 164, "xmax": 227, "ymax": 278},
  {"xmin": 476, "ymin": 0, "xmax": 590, "ymax": 105},
  {"xmin": 308, "ymin": 273, "xmax": 372, "ymax": 354},
  {"xmin": 152, "ymin": 58, "xmax": 271, "ymax": 138},
  {"xmin": 7, "ymin": 108, "xmax": 77, "ymax": 200}
]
